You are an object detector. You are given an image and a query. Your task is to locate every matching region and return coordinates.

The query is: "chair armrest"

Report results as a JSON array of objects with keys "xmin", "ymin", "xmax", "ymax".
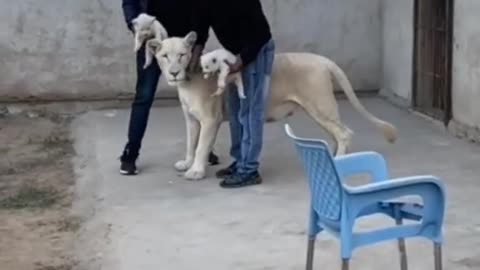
[
  {"xmin": 334, "ymin": 151, "xmax": 389, "ymax": 183},
  {"xmin": 343, "ymin": 175, "xmax": 446, "ymax": 230},
  {"xmin": 344, "ymin": 175, "xmax": 444, "ymax": 195}
]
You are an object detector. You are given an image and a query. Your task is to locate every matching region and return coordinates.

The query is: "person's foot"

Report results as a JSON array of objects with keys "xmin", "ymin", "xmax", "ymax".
[
  {"xmin": 215, "ymin": 162, "xmax": 237, "ymax": 179},
  {"xmin": 219, "ymin": 171, "xmax": 262, "ymax": 188},
  {"xmin": 119, "ymin": 147, "xmax": 139, "ymax": 175},
  {"xmin": 120, "ymin": 159, "xmax": 138, "ymax": 175},
  {"xmin": 208, "ymin": 151, "xmax": 220, "ymax": 165}
]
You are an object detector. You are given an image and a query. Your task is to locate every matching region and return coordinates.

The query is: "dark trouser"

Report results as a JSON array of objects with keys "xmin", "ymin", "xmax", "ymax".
[{"xmin": 122, "ymin": 45, "xmax": 161, "ymax": 161}]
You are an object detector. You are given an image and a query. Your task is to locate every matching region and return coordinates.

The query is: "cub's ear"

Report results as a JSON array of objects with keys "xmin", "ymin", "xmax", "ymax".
[
  {"xmin": 131, "ymin": 18, "xmax": 139, "ymax": 30},
  {"xmin": 183, "ymin": 31, "xmax": 197, "ymax": 47},
  {"xmin": 146, "ymin": 38, "xmax": 162, "ymax": 53}
]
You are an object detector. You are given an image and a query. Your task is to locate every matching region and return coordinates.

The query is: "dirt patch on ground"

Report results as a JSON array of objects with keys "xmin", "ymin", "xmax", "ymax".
[{"xmin": 0, "ymin": 112, "xmax": 78, "ymax": 270}]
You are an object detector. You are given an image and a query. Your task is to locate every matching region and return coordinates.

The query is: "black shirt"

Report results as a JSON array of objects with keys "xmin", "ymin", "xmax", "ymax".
[
  {"xmin": 146, "ymin": 0, "xmax": 198, "ymax": 37},
  {"xmin": 193, "ymin": 0, "xmax": 272, "ymax": 66},
  {"xmin": 122, "ymin": 0, "xmax": 146, "ymax": 30}
]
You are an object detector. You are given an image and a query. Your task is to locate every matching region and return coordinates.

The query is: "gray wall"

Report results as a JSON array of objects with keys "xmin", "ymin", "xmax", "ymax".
[
  {"xmin": 451, "ymin": 0, "xmax": 480, "ymax": 129},
  {"xmin": 381, "ymin": 0, "xmax": 414, "ymax": 102},
  {"xmin": 262, "ymin": 0, "xmax": 382, "ymax": 91},
  {"xmin": 0, "ymin": 0, "xmax": 381, "ymax": 102},
  {"xmin": 0, "ymin": 0, "xmax": 137, "ymax": 101},
  {"xmin": 381, "ymin": 0, "xmax": 480, "ymax": 134}
]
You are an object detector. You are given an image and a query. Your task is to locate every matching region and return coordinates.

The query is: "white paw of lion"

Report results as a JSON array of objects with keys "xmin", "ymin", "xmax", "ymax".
[
  {"xmin": 184, "ymin": 167, "xmax": 206, "ymax": 181},
  {"xmin": 174, "ymin": 159, "xmax": 193, "ymax": 172}
]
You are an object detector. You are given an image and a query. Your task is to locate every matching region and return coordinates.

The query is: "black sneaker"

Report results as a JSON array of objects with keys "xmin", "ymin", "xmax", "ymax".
[
  {"xmin": 215, "ymin": 162, "xmax": 237, "ymax": 179},
  {"xmin": 120, "ymin": 160, "xmax": 138, "ymax": 175},
  {"xmin": 119, "ymin": 147, "xmax": 139, "ymax": 176},
  {"xmin": 219, "ymin": 171, "xmax": 262, "ymax": 188},
  {"xmin": 208, "ymin": 151, "xmax": 220, "ymax": 166}
]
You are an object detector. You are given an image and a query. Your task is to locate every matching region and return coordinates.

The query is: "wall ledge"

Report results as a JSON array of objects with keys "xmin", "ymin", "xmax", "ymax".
[
  {"xmin": 448, "ymin": 120, "xmax": 480, "ymax": 144},
  {"xmin": 380, "ymin": 88, "xmax": 480, "ymax": 145},
  {"xmin": 378, "ymin": 88, "xmax": 411, "ymax": 108}
]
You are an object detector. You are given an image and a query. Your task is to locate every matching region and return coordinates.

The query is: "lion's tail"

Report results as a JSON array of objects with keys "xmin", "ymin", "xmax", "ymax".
[{"xmin": 327, "ymin": 59, "xmax": 397, "ymax": 143}]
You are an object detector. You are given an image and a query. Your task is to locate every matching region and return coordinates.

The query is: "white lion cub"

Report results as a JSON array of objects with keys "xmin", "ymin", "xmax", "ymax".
[
  {"xmin": 200, "ymin": 49, "xmax": 246, "ymax": 99},
  {"xmin": 131, "ymin": 13, "xmax": 168, "ymax": 69},
  {"xmin": 132, "ymin": 13, "xmax": 168, "ymax": 51}
]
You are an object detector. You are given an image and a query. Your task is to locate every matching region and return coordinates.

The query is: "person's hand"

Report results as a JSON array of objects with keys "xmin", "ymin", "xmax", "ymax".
[
  {"xmin": 188, "ymin": 45, "xmax": 203, "ymax": 73},
  {"xmin": 225, "ymin": 56, "xmax": 243, "ymax": 74}
]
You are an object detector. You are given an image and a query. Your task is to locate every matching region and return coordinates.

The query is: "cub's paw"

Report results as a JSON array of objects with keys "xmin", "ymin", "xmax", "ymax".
[{"xmin": 210, "ymin": 88, "xmax": 225, "ymax": 97}]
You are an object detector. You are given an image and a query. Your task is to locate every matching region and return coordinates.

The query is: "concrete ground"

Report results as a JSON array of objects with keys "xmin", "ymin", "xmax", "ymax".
[{"xmin": 72, "ymin": 98, "xmax": 480, "ymax": 270}]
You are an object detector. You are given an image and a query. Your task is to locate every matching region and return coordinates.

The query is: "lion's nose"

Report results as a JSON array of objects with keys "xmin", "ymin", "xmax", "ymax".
[{"xmin": 170, "ymin": 71, "xmax": 180, "ymax": 77}]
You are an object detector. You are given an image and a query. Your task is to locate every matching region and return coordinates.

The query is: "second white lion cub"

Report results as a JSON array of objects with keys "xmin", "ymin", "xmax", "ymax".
[
  {"xmin": 200, "ymin": 49, "xmax": 245, "ymax": 99},
  {"xmin": 131, "ymin": 13, "xmax": 168, "ymax": 69},
  {"xmin": 131, "ymin": 13, "xmax": 168, "ymax": 52}
]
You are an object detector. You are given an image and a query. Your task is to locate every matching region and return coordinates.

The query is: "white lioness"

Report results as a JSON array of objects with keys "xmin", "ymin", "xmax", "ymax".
[{"xmin": 145, "ymin": 32, "xmax": 397, "ymax": 180}]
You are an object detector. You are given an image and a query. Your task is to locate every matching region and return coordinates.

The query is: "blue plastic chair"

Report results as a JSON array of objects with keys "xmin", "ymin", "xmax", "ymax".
[{"xmin": 284, "ymin": 124, "xmax": 445, "ymax": 270}]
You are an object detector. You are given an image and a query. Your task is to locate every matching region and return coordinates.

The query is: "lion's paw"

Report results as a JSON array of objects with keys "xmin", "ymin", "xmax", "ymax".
[
  {"xmin": 184, "ymin": 167, "xmax": 206, "ymax": 181},
  {"xmin": 174, "ymin": 159, "xmax": 193, "ymax": 172}
]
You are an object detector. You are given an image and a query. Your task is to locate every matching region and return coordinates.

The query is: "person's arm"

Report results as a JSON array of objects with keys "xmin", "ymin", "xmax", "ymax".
[
  {"xmin": 190, "ymin": 0, "xmax": 210, "ymax": 49},
  {"xmin": 122, "ymin": 0, "xmax": 141, "ymax": 32},
  {"xmin": 238, "ymin": 40, "xmax": 265, "ymax": 68},
  {"xmin": 222, "ymin": 0, "xmax": 267, "ymax": 73},
  {"xmin": 188, "ymin": 0, "xmax": 211, "ymax": 71},
  {"xmin": 238, "ymin": 1, "xmax": 267, "ymax": 67}
]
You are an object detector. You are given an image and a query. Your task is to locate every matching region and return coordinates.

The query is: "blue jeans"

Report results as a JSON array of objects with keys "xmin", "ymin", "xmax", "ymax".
[
  {"xmin": 227, "ymin": 39, "xmax": 275, "ymax": 175},
  {"xmin": 123, "ymin": 45, "xmax": 161, "ymax": 159}
]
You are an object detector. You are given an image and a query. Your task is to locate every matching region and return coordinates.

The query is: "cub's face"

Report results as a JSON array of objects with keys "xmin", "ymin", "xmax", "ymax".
[
  {"xmin": 200, "ymin": 53, "xmax": 221, "ymax": 79},
  {"xmin": 132, "ymin": 13, "xmax": 155, "ymax": 32}
]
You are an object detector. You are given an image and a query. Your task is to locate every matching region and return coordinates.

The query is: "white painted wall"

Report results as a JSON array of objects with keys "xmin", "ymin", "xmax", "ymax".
[
  {"xmin": 381, "ymin": 0, "xmax": 480, "ymax": 138},
  {"xmin": 381, "ymin": 0, "xmax": 414, "ymax": 102},
  {"xmin": 451, "ymin": 0, "xmax": 480, "ymax": 128},
  {"xmin": 0, "ymin": 0, "xmax": 382, "ymax": 101}
]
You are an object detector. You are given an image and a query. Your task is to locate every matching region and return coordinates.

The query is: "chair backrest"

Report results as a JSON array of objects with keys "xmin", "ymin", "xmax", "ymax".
[{"xmin": 284, "ymin": 124, "xmax": 343, "ymax": 221}]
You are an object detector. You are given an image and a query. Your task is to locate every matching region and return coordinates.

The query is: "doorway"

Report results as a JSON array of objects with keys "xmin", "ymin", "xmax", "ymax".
[{"xmin": 412, "ymin": 0, "xmax": 454, "ymax": 125}]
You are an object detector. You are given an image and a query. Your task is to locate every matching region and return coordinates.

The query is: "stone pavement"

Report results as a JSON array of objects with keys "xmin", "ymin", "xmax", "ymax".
[{"xmin": 72, "ymin": 98, "xmax": 480, "ymax": 270}]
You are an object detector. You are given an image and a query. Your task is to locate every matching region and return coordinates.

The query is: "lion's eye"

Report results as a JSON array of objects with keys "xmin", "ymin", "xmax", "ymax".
[
  {"xmin": 162, "ymin": 54, "xmax": 168, "ymax": 59},
  {"xmin": 179, "ymin": 53, "xmax": 186, "ymax": 58}
]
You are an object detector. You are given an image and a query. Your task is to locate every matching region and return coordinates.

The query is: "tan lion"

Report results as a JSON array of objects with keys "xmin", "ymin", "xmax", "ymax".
[{"xmin": 145, "ymin": 32, "xmax": 397, "ymax": 180}]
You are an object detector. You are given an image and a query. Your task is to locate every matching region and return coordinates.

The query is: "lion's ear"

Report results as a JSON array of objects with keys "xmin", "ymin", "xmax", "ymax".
[{"xmin": 183, "ymin": 31, "xmax": 197, "ymax": 47}]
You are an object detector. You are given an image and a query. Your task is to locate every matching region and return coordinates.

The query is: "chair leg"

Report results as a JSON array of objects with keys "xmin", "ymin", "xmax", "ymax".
[
  {"xmin": 306, "ymin": 238, "xmax": 315, "ymax": 270},
  {"xmin": 341, "ymin": 259, "xmax": 350, "ymax": 270},
  {"xmin": 398, "ymin": 238, "xmax": 408, "ymax": 270},
  {"xmin": 396, "ymin": 216, "xmax": 408, "ymax": 270},
  {"xmin": 434, "ymin": 244, "xmax": 443, "ymax": 270}
]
